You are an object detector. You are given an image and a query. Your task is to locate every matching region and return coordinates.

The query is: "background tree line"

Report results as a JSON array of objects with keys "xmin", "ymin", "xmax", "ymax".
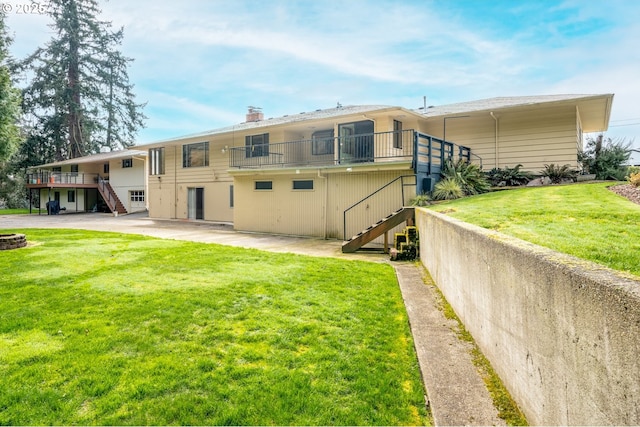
[{"xmin": 0, "ymin": 0, "xmax": 145, "ymax": 208}]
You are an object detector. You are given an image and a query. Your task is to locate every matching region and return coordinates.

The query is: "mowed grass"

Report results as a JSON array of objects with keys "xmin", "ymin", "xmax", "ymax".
[
  {"xmin": 0, "ymin": 229, "xmax": 428, "ymax": 426},
  {"xmin": 0, "ymin": 208, "xmax": 44, "ymax": 215},
  {"xmin": 429, "ymin": 182, "xmax": 640, "ymax": 277}
]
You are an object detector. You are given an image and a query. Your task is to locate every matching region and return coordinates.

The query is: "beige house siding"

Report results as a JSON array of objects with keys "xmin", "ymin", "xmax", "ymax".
[
  {"xmin": 496, "ymin": 106, "xmax": 579, "ymax": 170},
  {"xmin": 233, "ymin": 172, "xmax": 325, "ymax": 236},
  {"xmin": 326, "ymin": 169, "xmax": 415, "ymax": 240},
  {"xmin": 420, "ymin": 116, "xmax": 496, "ymax": 168},
  {"xmin": 147, "ymin": 141, "xmax": 233, "ymax": 221},
  {"xmin": 422, "ymin": 105, "xmax": 579, "ymax": 171},
  {"xmin": 233, "ymin": 166, "xmax": 415, "ymax": 240}
]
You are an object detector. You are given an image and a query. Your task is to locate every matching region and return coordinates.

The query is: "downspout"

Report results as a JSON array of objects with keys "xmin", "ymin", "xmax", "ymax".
[
  {"xmin": 318, "ymin": 169, "xmax": 327, "ymax": 239},
  {"xmin": 490, "ymin": 112, "xmax": 499, "ymax": 168}
]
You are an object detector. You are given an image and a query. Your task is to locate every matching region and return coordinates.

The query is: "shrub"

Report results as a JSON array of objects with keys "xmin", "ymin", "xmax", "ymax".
[
  {"xmin": 433, "ymin": 178, "xmax": 464, "ymax": 200},
  {"xmin": 410, "ymin": 193, "xmax": 431, "ymax": 206},
  {"xmin": 579, "ymin": 135, "xmax": 631, "ymax": 180},
  {"xmin": 541, "ymin": 164, "xmax": 578, "ymax": 184},
  {"xmin": 629, "ymin": 172, "xmax": 640, "ymax": 188},
  {"xmin": 440, "ymin": 158, "xmax": 490, "ymax": 195},
  {"xmin": 486, "ymin": 164, "xmax": 533, "ymax": 187},
  {"xmin": 626, "ymin": 165, "xmax": 640, "ymax": 177}
]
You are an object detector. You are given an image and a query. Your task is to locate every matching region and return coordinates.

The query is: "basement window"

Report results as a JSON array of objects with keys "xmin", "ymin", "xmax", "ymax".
[
  {"xmin": 255, "ymin": 181, "xmax": 273, "ymax": 190},
  {"xmin": 293, "ymin": 180, "xmax": 313, "ymax": 190}
]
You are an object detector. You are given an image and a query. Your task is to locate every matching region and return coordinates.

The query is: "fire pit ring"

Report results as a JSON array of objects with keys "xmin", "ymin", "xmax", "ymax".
[{"xmin": 0, "ymin": 233, "xmax": 27, "ymax": 250}]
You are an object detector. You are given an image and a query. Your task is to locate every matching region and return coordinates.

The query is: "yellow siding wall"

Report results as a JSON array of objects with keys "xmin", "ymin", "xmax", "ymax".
[
  {"xmin": 147, "ymin": 141, "xmax": 234, "ymax": 221},
  {"xmin": 326, "ymin": 170, "xmax": 415, "ymax": 240},
  {"xmin": 422, "ymin": 105, "xmax": 579, "ymax": 171},
  {"xmin": 234, "ymin": 168, "xmax": 415, "ymax": 240},
  {"xmin": 234, "ymin": 172, "xmax": 326, "ymax": 236}
]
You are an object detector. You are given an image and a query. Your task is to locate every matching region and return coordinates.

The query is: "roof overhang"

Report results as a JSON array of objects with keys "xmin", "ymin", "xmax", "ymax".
[
  {"xmin": 32, "ymin": 149, "xmax": 146, "ymax": 169},
  {"xmin": 418, "ymin": 94, "xmax": 614, "ymax": 133}
]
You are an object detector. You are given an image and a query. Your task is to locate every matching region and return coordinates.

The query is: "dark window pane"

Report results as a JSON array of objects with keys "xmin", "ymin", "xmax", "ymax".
[
  {"xmin": 293, "ymin": 180, "xmax": 313, "ymax": 190},
  {"xmin": 255, "ymin": 181, "xmax": 273, "ymax": 190}
]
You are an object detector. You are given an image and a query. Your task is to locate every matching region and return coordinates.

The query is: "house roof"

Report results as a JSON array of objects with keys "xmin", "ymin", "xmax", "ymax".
[
  {"xmin": 35, "ymin": 149, "xmax": 147, "ymax": 168},
  {"xmin": 416, "ymin": 94, "xmax": 613, "ymax": 132},
  {"xmin": 137, "ymin": 105, "xmax": 396, "ymax": 147},
  {"xmin": 135, "ymin": 93, "xmax": 613, "ymax": 148}
]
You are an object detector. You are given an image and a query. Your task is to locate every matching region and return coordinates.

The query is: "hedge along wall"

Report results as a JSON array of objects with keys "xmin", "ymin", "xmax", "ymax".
[{"xmin": 416, "ymin": 208, "xmax": 640, "ymax": 426}]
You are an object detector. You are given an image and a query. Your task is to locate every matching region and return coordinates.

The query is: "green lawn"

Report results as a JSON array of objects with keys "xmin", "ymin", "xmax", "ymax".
[
  {"xmin": 429, "ymin": 182, "xmax": 640, "ymax": 278},
  {"xmin": 0, "ymin": 208, "xmax": 44, "ymax": 215},
  {"xmin": 0, "ymin": 229, "xmax": 428, "ymax": 426}
]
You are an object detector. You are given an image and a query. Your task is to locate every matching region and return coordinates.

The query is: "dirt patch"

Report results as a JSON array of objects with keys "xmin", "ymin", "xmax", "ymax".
[{"xmin": 608, "ymin": 184, "xmax": 640, "ymax": 206}]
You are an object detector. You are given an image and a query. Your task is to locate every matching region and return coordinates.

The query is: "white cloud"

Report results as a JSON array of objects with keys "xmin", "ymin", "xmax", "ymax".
[{"xmin": 6, "ymin": 0, "xmax": 640, "ymax": 144}]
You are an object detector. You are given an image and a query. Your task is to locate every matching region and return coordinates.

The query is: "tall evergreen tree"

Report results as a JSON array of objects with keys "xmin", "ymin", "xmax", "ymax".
[
  {"xmin": 17, "ymin": 0, "xmax": 145, "ymax": 161},
  {"xmin": 0, "ymin": 11, "xmax": 22, "ymax": 163}
]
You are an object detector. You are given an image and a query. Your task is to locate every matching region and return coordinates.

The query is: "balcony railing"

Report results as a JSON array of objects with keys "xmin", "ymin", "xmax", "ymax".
[
  {"xmin": 27, "ymin": 171, "xmax": 99, "ymax": 185},
  {"xmin": 229, "ymin": 129, "xmax": 415, "ymax": 169}
]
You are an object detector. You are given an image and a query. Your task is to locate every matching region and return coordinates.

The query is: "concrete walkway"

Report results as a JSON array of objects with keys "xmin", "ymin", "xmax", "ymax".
[{"xmin": 1, "ymin": 212, "xmax": 504, "ymax": 426}]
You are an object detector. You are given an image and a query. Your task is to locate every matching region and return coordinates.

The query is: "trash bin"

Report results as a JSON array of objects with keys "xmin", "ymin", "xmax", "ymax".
[{"xmin": 46, "ymin": 200, "xmax": 60, "ymax": 215}]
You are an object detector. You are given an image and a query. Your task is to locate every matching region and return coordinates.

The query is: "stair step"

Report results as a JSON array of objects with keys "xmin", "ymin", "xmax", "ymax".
[{"xmin": 342, "ymin": 207, "xmax": 415, "ymax": 253}]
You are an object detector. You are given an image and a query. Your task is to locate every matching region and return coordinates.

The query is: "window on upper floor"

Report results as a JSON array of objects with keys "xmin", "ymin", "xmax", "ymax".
[
  {"xmin": 150, "ymin": 148, "xmax": 165, "ymax": 175},
  {"xmin": 393, "ymin": 120, "xmax": 403, "ymax": 149},
  {"xmin": 70, "ymin": 164, "xmax": 79, "ymax": 176},
  {"xmin": 183, "ymin": 142, "xmax": 209, "ymax": 168},
  {"xmin": 245, "ymin": 133, "xmax": 269, "ymax": 158},
  {"xmin": 312, "ymin": 129, "xmax": 334, "ymax": 155}
]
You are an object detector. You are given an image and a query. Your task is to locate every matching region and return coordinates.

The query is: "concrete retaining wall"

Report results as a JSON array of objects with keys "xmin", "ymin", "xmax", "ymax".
[{"xmin": 417, "ymin": 208, "xmax": 640, "ymax": 425}]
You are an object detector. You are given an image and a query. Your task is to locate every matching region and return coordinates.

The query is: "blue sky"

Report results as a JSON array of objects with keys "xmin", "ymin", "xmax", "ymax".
[{"xmin": 5, "ymin": 0, "xmax": 640, "ymax": 161}]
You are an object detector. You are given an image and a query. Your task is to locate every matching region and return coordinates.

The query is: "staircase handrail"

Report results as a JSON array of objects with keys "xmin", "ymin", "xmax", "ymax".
[
  {"xmin": 97, "ymin": 176, "xmax": 117, "ymax": 211},
  {"xmin": 343, "ymin": 174, "xmax": 416, "ymax": 240}
]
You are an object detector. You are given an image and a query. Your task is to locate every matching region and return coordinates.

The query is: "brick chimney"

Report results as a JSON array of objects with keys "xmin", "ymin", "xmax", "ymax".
[{"xmin": 246, "ymin": 106, "xmax": 263, "ymax": 122}]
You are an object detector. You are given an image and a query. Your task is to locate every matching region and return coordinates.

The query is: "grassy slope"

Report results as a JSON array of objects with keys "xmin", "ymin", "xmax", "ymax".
[
  {"xmin": 429, "ymin": 182, "xmax": 640, "ymax": 278},
  {"xmin": 0, "ymin": 229, "xmax": 428, "ymax": 426}
]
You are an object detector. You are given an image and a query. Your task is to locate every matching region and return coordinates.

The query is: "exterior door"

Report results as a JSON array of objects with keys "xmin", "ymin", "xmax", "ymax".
[
  {"xmin": 338, "ymin": 120, "xmax": 374, "ymax": 163},
  {"xmin": 188, "ymin": 187, "xmax": 204, "ymax": 220}
]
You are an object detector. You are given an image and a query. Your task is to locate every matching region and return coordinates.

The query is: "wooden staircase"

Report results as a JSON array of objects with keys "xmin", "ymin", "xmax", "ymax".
[
  {"xmin": 342, "ymin": 207, "xmax": 415, "ymax": 253},
  {"xmin": 97, "ymin": 177, "xmax": 127, "ymax": 215}
]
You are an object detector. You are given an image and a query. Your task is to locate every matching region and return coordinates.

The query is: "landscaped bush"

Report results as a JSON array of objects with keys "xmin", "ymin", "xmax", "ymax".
[
  {"xmin": 440, "ymin": 158, "xmax": 490, "ymax": 195},
  {"xmin": 579, "ymin": 135, "xmax": 631, "ymax": 180},
  {"xmin": 410, "ymin": 193, "xmax": 431, "ymax": 206},
  {"xmin": 629, "ymin": 172, "xmax": 640, "ymax": 188},
  {"xmin": 541, "ymin": 164, "xmax": 578, "ymax": 184},
  {"xmin": 486, "ymin": 164, "xmax": 533, "ymax": 187},
  {"xmin": 433, "ymin": 177, "xmax": 464, "ymax": 200}
]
